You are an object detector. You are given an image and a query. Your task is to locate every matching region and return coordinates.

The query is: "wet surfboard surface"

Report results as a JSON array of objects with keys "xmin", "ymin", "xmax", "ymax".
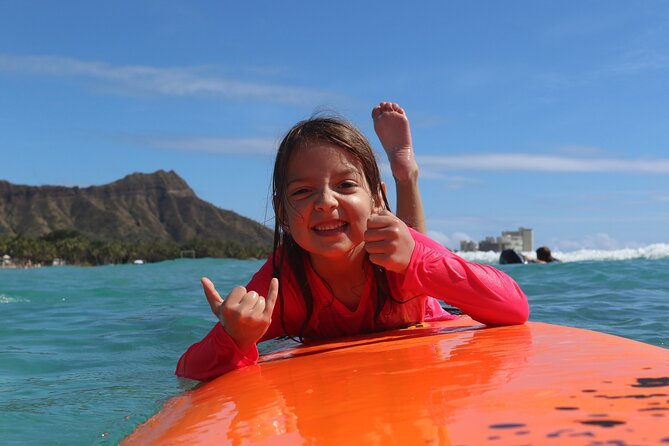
[{"xmin": 122, "ymin": 317, "xmax": 669, "ymax": 445}]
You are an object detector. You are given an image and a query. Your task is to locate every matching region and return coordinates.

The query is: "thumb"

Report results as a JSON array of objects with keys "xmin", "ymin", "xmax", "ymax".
[
  {"xmin": 263, "ymin": 277, "xmax": 279, "ymax": 317},
  {"xmin": 367, "ymin": 209, "xmax": 393, "ymax": 228},
  {"xmin": 201, "ymin": 277, "xmax": 224, "ymax": 317}
]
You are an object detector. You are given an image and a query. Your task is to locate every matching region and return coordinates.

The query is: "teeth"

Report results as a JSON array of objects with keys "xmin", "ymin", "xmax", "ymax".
[{"xmin": 314, "ymin": 222, "xmax": 345, "ymax": 231}]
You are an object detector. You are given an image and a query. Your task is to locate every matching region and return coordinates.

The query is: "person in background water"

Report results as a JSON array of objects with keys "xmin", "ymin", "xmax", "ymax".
[
  {"xmin": 535, "ymin": 246, "xmax": 560, "ymax": 263},
  {"xmin": 176, "ymin": 102, "xmax": 529, "ymax": 381}
]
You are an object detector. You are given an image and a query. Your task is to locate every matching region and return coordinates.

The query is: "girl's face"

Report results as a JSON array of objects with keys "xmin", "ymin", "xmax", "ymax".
[{"xmin": 284, "ymin": 141, "xmax": 380, "ymax": 263}]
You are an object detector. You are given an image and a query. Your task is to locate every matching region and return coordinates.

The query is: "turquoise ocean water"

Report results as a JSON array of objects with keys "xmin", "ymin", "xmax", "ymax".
[{"xmin": 2, "ymin": 245, "xmax": 668, "ymax": 445}]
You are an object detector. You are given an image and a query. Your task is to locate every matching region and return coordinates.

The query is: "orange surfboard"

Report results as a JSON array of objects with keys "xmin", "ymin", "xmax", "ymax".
[{"xmin": 122, "ymin": 317, "xmax": 669, "ymax": 445}]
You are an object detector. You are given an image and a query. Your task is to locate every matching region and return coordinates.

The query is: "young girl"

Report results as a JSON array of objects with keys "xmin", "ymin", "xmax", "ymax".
[{"xmin": 176, "ymin": 103, "xmax": 529, "ymax": 381}]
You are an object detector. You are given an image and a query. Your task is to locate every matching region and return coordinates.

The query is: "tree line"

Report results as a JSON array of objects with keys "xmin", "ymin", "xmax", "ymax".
[{"xmin": 0, "ymin": 230, "xmax": 271, "ymax": 266}]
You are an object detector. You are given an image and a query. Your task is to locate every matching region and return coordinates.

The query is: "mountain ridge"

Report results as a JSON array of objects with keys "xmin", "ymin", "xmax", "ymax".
[{"xmin": 0, "ymin": 170, "xmax": 273, "ymax": 247}]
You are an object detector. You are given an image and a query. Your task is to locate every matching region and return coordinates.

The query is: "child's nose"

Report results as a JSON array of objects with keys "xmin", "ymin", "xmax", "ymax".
[{"xmin": 314, "ymin": 188, "xmax": 338, "ymax": 211}]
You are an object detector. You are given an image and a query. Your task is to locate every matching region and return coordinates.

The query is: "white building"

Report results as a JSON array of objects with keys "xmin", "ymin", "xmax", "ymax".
[
  {"xmin": 501, "ymin": 227, "xmax": 533, "ymax": 252},
  {"xmin": 459, "ymin": 240, "xmax": 478, "ymax": 252},
  {"xmin": 473, "ymin": 228, "xmax": 534, "ymax": 252}
]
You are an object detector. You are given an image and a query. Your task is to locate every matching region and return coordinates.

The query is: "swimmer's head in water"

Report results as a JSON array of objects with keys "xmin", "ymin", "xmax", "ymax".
[{"xmin": 536, "ymin": 246, "xmax": 554, "ymax": 262}]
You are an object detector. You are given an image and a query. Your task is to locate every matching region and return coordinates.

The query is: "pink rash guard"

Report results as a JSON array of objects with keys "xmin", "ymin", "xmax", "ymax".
[{"xmin": 176, "ymin": 229, "xmax": 529, "ymax": 381}]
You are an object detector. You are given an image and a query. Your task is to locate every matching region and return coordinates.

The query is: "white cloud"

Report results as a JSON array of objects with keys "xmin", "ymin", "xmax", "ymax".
[
  {"xmin": 543, "ymin": 15, "xmax": 626, "ymax": 40},
  {"xmin": 426, "ymin": 230, "xmax": 450, "ymax": 245},
  {"xmin": 534, "ymin": 48, "xmax": 669, "ymax": 91},
  {"xmin": 380, "ymin": 161, "xmax": 480, "ymax": 186},
  {"xmin": 554, "ymin": 144, "xmax": 605, "ymax": 156},
  {"xmin": 418, "ymin": 167, "xmax": 449, "ymax": 180},
  {"xmin": 608, "ymin": 48, "xmax": 669, "ymax": 75},
  {"xmin": 144, "ymin": 136, "xmax": 277, "ymax": 155},
  {"xmin": 443, "ymin": 176, "xmax": 482, "ymax": 190},
  {"xmin": 652, "ymin": 194, "xmax": 669, "ymax": 202},
  {"xmin": 418, "ymin": 169, "xmax": 482, "ymax": 189},
  {"xmin": 0, "ymin": 54, "xmax": 333, "ymax": 105},
  {"xmin": 418, "ymin": 153, "xmax": 669, "ymax": 174},
  {"xmin": 426, "ymin": 230, "xmax": 473, "ymax": 249},
  {"xmin": 584, "ymin": 233, "xmax": 622, "ymax": 250},
  {"xmin": 452, "ymin": 231, "xmax": 473, "ymax": 242},
  {"xmin": 549, "ymin": 233, "xmax": 624, "ymax": 251}
]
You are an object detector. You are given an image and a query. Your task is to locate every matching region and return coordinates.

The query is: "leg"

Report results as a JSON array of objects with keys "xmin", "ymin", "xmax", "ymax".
[{"xmin": 372, "ymin": 102, "xmax": 426, "ymax": 234}]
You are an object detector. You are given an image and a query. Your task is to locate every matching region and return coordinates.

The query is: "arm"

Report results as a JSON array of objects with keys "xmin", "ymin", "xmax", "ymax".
[
  {"xmin": 394, "ymin": 174, "xmax": 426, "ymax": 235},
  {"xmin": 175, "ymin": 258, "xmax": 284, "ymax": 381},
  {"xmin": 401, "ymin": 229, "xmax": 529, "ymax": 326},
  {"xmin": 175, "ymin": 323, "xmax": 261, "ymax": 381}
]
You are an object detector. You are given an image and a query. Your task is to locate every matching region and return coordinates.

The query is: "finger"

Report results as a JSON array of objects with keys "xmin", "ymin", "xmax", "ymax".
[
  {"xmin": 364, "ymin": 239, "xmax": 389, "ymax": 254},
  {"xmin": 252, "ymin": 296, "xmax": 266, "ymax": 313},
  {"xmin": 368, "ymin": 252, "xmax": 389, "ymax": 266},
  {"xmin": 366, "ymin": 222, "xmax": 403, "ymax": 245},
  {"xmin": 239, "ymin": 291, "xmax": 260, "ymax": 310},
  {"xmin": 263, "ymin": 278, "xmax": 279, "ymax": 317},
  {"xmin": 365, "ymin": 226, "xmax": 398, "ymax": 243},
  {"xmin": 201, "ymin": 277, "xmax": 224, "ymax": 315},
  {"xmin": 367, "ymin": 210, "xmax": 395, "ymax": 229},
  {"xmin": 224, "ymin": 286, "xmax": 249, "ymax": 306}
]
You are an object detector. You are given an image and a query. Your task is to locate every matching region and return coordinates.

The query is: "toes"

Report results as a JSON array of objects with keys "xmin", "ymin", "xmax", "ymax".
[
  {"xmin": 373, "ymin": 102, "xmax": 405, "ymax": 118},
  {"xmin": 384, "ymin": 102, "xmax": 404, "ymax": 114},
  {"xmin": 389, "ymin": 103, "xmax": 405, "ymax": 114}
]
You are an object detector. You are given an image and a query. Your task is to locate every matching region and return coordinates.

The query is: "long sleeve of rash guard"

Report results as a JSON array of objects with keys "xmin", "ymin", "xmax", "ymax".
[
  {"xmin": 400, "ymin": 230, "xmax": 529, "ymax": 326},
  {"xmin": 175, "ymin": 258, "xmax": 279, "ymax": 382},
  {"xmin": 175, "ymin": 322, "xmax": 261, "ymax": 381}
]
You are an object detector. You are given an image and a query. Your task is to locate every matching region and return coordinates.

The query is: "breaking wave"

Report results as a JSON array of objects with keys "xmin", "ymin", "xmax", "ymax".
[{"xmin": 456, "ymin": 243, "xmax": 669, "ymax": 264}]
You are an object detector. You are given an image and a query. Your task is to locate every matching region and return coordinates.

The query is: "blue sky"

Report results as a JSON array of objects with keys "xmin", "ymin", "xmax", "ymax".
[{"xmin": 1, "ymin": 1, "xmax": 668, "ymax": 251}]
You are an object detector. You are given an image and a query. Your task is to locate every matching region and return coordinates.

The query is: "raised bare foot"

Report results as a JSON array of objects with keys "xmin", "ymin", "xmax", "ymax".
[{"xmin": 372, "ymin": 102, "xmax": 418, "ymax": 182}]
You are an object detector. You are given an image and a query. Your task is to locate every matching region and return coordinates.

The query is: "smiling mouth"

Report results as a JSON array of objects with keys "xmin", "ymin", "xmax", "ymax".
[{"xmin": 312, "ymin": 221, "xmax": 348, "ymax": 234}]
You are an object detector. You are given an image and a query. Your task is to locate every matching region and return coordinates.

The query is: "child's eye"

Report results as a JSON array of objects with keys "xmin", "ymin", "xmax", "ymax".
[
  {"xmin": 290, "ymin": 187, "xmax": 310, "ymax": 197},
  {"xmin": 339, "ymin": 181, "xmax": 358, "ymax": 190}
]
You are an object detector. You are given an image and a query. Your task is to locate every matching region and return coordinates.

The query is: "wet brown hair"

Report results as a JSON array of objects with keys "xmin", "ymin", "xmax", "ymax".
[
  {"xmin": 271, "ymin": 115, "xmax": 392, "ymax": 340},
  {"xmin": 536, "ymin": 246, "xmax": 554, "ymax": 262}
]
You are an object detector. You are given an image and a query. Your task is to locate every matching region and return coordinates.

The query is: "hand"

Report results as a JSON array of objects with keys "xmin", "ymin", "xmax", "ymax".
[
  {"xmin": 364, "ymin": 210, "xmax": 415, "ymax": 274},
  {"xmin": 201, "ymin": 277, "xmax": 279, "ymax": 349}
]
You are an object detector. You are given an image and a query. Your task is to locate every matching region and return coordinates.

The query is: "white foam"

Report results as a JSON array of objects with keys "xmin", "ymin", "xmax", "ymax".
[
  {"xmin": 0, "ymin": 294, "xmax": 30, "ymax": 304},
  {"xmin": 455, "ymin": 243, "xmax": 669, "ymax": 264},
  {"xmin": 455, "ymin": 251, "xmax": 500, "ymax": 264},
  {"xmin": 551, "ymin": 243, "xmax": 669, "ymax": 262}
]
